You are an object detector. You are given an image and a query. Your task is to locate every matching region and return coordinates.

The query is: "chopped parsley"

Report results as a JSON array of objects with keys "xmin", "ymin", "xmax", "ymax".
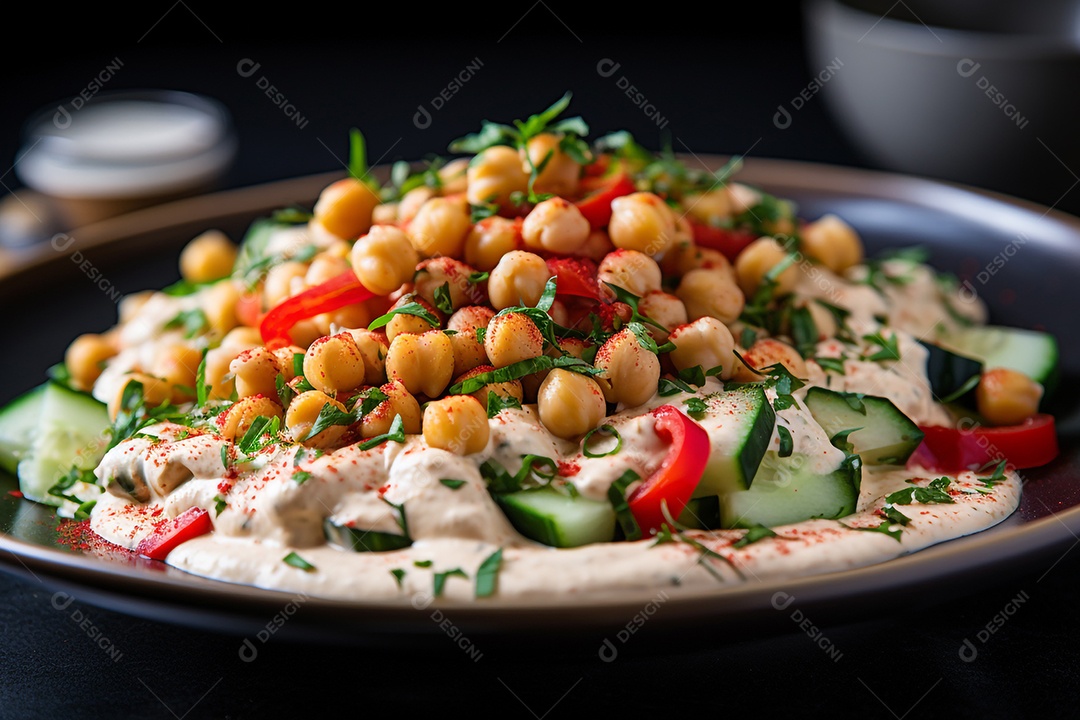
[
  {"xmin": 390, "ymin": 568, "xmax": 407, "ymax": 588},
  {"xmin": 582, "ymin": 425, "xmax": 623, "ymax": 458},
  {"xmin": 367, "ymin": 302, "xmax": 441, "ymax": 332},
  {"xmin": 486, "ymin": 391, "xmax": 522, "ymax": 418},
  {"xmin": 283, "ymin": 551, "xmax": 316, "ymax": 571},
  {"xmin": 474, "ymin": 547, "xmax": 503, "ymax": 598},
  {"xmin": 777, "ymin": 425, "xmax": 794, "ymax": 458},
  {"xmin": 213, "ymin": 495, "xmax": 227, "ymax": 516},
  {"xmin": 164, "ymin": 308, "xmax": 209, "ymax": 339},
  {"xmin": 433, "ymin": 568, "xmax": 469, "ymax": 598},
  {"xmin": 440, "ymin": 478, "xmax": 467, "ymax": 490},
  {"xmin": 861, "ymin": 332, "xmax": 901, "ymax": 362},
  {"xmin": 608, "ymin": 469, "xmax": 643, "ymax": 541},
  {"xmin": 432, "ymin": 282, "xmax": 454, "ymax": 314},
  {"xmin": 732, "ymin": 524, "xmax": 778, "ymax": 549}
]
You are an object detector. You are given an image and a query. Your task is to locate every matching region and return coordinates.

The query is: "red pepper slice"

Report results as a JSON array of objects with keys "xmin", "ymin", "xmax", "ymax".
[
  {"xmin": 135, "ymin": 507, "xmax": 213, "ymax": 561},
  {"xmin": 907, "ymin": 414, "xmax": 1059, "ymax": 473},
  {"xmin": 236, "ymin": 291, "xmax": 264, "ymax": 328},
  {"xmin": 628, "ymin": 405, "xmax": 711, "ymax": 536},
  {"xmin": 259, "ymin": 271, "xmax": 375, "ymax": 350},
  {"xmin": 546, "ymin": 257, "xmax": 601, "ymax": 301},
  {"xmin": 689, "ymin": 221, "xmax": 757, "ymax": 261},
  {"xmin": 575, "ymin": 170, "xmax": 635, "ymax": 229}
]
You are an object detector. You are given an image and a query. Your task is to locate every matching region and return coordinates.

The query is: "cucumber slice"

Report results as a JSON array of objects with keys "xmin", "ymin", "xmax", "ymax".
[
  {"xmin": 692, "ymin": 385, "xmax": 775, "ymax": 498},
  {"xmin": 324, "ymin": 519, "xmax": 412, "ymax": 552},
  {"xmin": 719, "ymin": 452, "xmax": 862, "ymax": 529},
  {"xmin": 495, "ymin": 486, "xmax": 616, "ymax": 548},
  {"xmin": 0, "ymin": 384, "xmax": 46, "ymax": 475},
  {"xmin": 17, "ymin": 383, "xmax": 110, "ymax": 505},
  {"xmin": 949, "ymin": 325, "xmax": 1058, "ymax": 387},
  {"xmin": 920, "ymin": 340, "xmax": 983, "ymax": 406},
  {"xmin": 805, "ymin": 388, "xmax": 924, "ymax": 465},
  {"xmin": 678, "ymin": 495, "xmax": 721, "ymax": 530}
]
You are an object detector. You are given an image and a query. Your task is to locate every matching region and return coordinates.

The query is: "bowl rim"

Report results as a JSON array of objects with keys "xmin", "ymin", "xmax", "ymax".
[{"xmin": 804, "ymin": 0, "xmax": 1080, "ymax": 58}]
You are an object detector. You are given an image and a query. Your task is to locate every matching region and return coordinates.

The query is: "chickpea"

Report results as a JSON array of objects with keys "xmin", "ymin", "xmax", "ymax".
[
  {"xmin": 361, "ymin": 380, "xmax": 422, "ymax": 438},
  {"xmin": 522, "ymin": 132, "xmax": 581, "ymax": 197},
  {"xmin": 204, "ymin": 347, "xmax": 237, "ymax": 401},
  {"xmin": 522, "ymin": 197, "xmax": 590, "ymax": 254},
  {"xmin": 573, "ymin": 230, "xmax": 615, "ymax": 263},
  {"xmin": 447, "ymin": 306, "xmax": 494, "ymax": 377},
  {"xmin": 66, "ymin": 334, "xmax": 116, "ymax": 391},
  {"xmin": 222, "ymin": 327, "xmax": 263, "ymax": 352},
  {"xmin": 407, "ymin": 196, "xmax": 472, "ymax": 258},
  {"xmin": 305, "ymin": 252, "xmax": 351, "ymax": 287},
  {"xmin": 271, "ymin": 345, "xmax": 305, "ymax": 383},
  {"xmin": 732, "ymin": 338, "xmax": 807, "ymax": 383},
  {"xmin": 668, "ymin": 317, "xmax": 738, "ymax": 380},
  {"xmin": 286, "ymin": 390, "xmax": 347, "ymax": 448},
  {"xmin": 594, "ymin": 328, "xmax": 661, "ymax": 408},
  {"xmin": 398, "ymin": 186, "xmax": 436, "ymax": 224},
  {"xmin": 488, "ymin": 250, "xmax": 552, "ymax": 310},
  {"xmin": 598, "ymin": 249, "xmax": 662, "ymax": 298},
  {"xmin": 218, "ymin": 395, "xmax": 283, "ymax": 442},
  {"xmin": 152, "ymin": 342, "xmax": 203, "ymax": 399},
  {"xmin": 108, "ymin": 373, "xmax": 172, "ymax": 420},
  {"xmin": 484, "ymin": 312, "xmax": 543, "ymax": 369},
  {"xmin": 423, "ymin": 396, "xmax": 490, "ymax": 455},
  {"xmin": 608, "ymin": 192, "xmax": 676, "ymax": 255},
  {"xmin": 465, "ymin": 217, "xmax": 522, "ymax": 272},
  {"xmin": 228, "ymin": 347, "xmax": 280, "ymax": 399},
  {"xmin": 976, "ymin": 368, "xmax": 1043, "ymax": 426},
  {"xmin": 312, "ymin": 178, "xmax": 380, "ymax": 240},
  {"xmin": 537, "ymin": 369, "xmax": 608, "ymax": 440},
  {"xmin": 676, "ymin": 268, "xmax": 746, "ymax": 325},
  {"xmin": 800, "ymin": 214, "xmax": 864, "ymax": 274},
  {"xmin": 201, "ymin": 280, "xmax": 241, "ymax": 336},
  {"xmin": 638, "ymin": 291, "xmax": 688, "ymax": 342},
  {"xmin": 312, "ymin": 302, "xmax": 372, "ymax": 338},
  {"xmin": 466, "ymin": 145, "xmax": 529, "ymax": 209},
  {"xmin": 288, "ymin": 319, "xmax": 325, "ymax": 349},
  {"xmin": 303, "ymin": 333, "xmax": 367, "ymax": 396},
  {"xmin": 384, "ymin": 294, "xmax": 440, "ymax": 343},
  {"xmin": 455, "ymin": 364, "xmax": 525, "ymax": 409},
  {"xmin": 734, "ymin": 237, "xmax": 798, "ymax": 297},
  {"xmin": 263, "ymin": 261, "xmax": 308, "ymax": 308},
  {"xmin": 414, "ymin": 257, "xmax": 484, "ymax": 312},
  {"xmin": 351, "ymin": 225, "xmax": 420, "ymax": 296},
  {"xmin": 439, "ymin": 158, "xmax": 470, "ymax": 194},
  {"xmin": 342, "ymin": 329, "xmax": 389, "ymax": 386},
  {"xmin": 179, "ymin": 230, "xmax": 236, "ymax": 283},
  {"xmin": 682, "ymin": 188, "xmax": 733, "ymax": 226},
  {"xmin": 385, "ymin": 330, "xmax": 454, "ymax": 398},
  {"xmin": 372, "ymin": 202, "xmax": 398, "ymax": 225}
]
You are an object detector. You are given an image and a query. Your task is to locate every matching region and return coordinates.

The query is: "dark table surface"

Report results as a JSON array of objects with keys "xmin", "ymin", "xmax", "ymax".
[{"xmin": 2, "ymin": 6, "xmax": 1079, "ymax": 718}]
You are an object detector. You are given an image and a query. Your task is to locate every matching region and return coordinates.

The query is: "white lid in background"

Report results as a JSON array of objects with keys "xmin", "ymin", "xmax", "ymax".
[{"xmin": 16, "ymin": 91, "xmax": 235, "ymax": 199}]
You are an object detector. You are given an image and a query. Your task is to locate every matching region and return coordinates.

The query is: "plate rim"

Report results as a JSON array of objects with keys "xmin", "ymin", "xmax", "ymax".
[{"xmin": 2, "ymin": 157, "xmax": 1078, "ymax": 636}]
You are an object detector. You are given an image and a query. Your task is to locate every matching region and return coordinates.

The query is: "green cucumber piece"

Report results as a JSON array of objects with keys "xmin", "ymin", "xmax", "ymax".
[
  {"xmin": 692, "ymin": 385, "xmax": 775, "ymax": 498},
  {"xmin": 804, "ymin": 388, "xmax": 924, "ymax": 465},
  {"xmin": 678, "ymin": 495, "xmax": 721, "ymax": 530},
  {"xmin": 920, "ymin": 340, "xmax": 983, "ymax": 406},
  {"xmin": 324, "ymin": 519, "xmax": 412, "ymax": 552},
  {"xmin": 720, "ymin": 452, "xmax": 862, "ymax": 529},
  {"xmin": 0, "ymin": 384, "xmax": 46, "ymax": 475},
  {"xmin": 496, "ymin": 486, "xmax": 616, "ymax": 548},
  {"xmin": 949, "ymin": 325, "xmax": 1058, "ymax": 389},
  {"xmin": 17, "ymin": 382, "xmax": 109, "ymax": 505}
]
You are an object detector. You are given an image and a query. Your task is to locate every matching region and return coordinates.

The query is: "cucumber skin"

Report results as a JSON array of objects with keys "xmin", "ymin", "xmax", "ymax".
[
  {"xmin": 0, "ymin": 385, "xmax": 46, "ymax": 475},
  {"xmin": 324, "ymin": 520, "xmax": 411, "ymax": 552},
  {"xmin": 694, "ymin": 385, "xmax": 774, "ymax": 498},
  {"xmin": 920, "ymin": 340, "xmax": 983, "ymax": 407},
  {"xmin": 954, "ymin": 326, "xmax": 1059, "ymax": 391},
  {"xmin": 804, "ymin": 388, "xmax": 924, "ymax": 466}
]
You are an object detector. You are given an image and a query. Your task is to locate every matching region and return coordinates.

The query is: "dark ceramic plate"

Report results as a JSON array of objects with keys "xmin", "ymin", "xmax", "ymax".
[{"xmin": 2, "ymin": 161, "xmax": 1078, "ymax": 646}]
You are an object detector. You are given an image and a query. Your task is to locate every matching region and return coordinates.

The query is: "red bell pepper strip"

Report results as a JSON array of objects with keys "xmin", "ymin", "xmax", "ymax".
[
  {"xmin": 259, "ymin": 271, "xmax": 375, "ymax": 350},
  {"xmin": 546, "ymin": 257, "xmax": 602, "ymax": 301},
  {"xmin": 689, "ymin": 221, "xmax": 757, "ymax": 262},
  {"xmin": 236, "ymin": 291, "xmax": 264, "ymax": 328},
  {"xmin": 628, "ymin": 405, "xmax": 711, "ymax": 536},
  {"xmin": 575, "ymin": 171, "xmax": 635, "ymax": 229},
  {"xmin": 907, "ymin": 414, "xmax": 1058, "ymax": 473},
  {"xmin": 135, "ymin": 507, "xmax": 213, "ymax": 561}
]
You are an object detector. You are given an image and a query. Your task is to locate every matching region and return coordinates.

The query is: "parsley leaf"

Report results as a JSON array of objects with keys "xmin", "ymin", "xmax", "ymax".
[
  {"xmin": 474, "ymin": 547, "xmax": 503, "ymax": 599},
  {"xmin": 486, "ymin": 391, "xmax": 522, "ymax": 418},
  {"xmin": 283, "ymin": 551, "xmax": 316, "ymax": 571},
  {"xmin": 433, "ymin": 568, "xmax": 468, "ymax": 598},
  {"xmin": 732, "ymin": 524, "xmax": 778, "ymax": 549},
  {"xmin": 433, "ymin": 282, "xmax": 454, "ymax": 315},
  {"xmin": 777, "ymin": 425, "xmax": 794, "ymax": 457},
  {"xmin": 367, "ymin": 302, "xmax": 441, "ymax": 331},
  {"xmin": 440, "ymin": 478, "xmax": 467, "ymax": 490},
  {"xmin": 608, "ymin": 469, "xmax": 643, "ymax": 541}
]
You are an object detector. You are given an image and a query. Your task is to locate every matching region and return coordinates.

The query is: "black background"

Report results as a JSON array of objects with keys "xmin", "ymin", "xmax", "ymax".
[{"xmin": 3, "ymin": 4, "xmax": 1080, "ymax": 718}]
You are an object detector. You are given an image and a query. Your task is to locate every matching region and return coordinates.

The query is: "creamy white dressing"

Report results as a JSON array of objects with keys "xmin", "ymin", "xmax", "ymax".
[{"xmin": 85, "ymin": 229, "xmax": 1020, "ymax": 601}]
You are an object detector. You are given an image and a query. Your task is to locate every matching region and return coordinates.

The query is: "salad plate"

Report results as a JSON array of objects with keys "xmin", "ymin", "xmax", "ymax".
[{"xmin": 1, "ymin": 156, "xmax": 1077, "ymax": 646}]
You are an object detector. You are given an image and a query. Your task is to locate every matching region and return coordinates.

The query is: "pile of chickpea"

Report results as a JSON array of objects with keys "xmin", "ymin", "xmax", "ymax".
[{"xmin": 64, "ymin": 131, "xmax": 1037, "ymax": 461}]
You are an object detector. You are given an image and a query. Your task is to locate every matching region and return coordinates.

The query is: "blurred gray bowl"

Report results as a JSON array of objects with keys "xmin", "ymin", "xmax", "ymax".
[{"xmin": 804, "ymin": 0, "xmax": 1080, "ymax": 212}]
